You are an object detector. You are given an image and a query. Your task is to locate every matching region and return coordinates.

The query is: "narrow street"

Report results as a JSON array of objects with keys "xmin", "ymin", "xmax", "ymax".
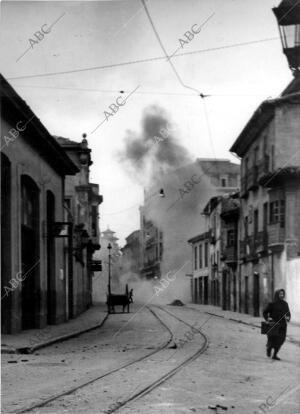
[{"xmin": 2, "ymin": 304, "xmax": 300, "ymax": 414}]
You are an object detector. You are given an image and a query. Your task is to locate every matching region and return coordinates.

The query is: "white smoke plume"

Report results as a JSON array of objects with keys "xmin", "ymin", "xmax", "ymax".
[{"xmin": 119, "ymin": 105, "xmax": 224, "ymax": 304}]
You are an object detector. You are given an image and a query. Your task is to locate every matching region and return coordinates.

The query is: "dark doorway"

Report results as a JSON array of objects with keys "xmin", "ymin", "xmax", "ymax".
[
  {"xmin": 1, "ymin": 153, "xmax": 12, "ymax": 333},
  {"xmin": 228, "ymin": 276, "xmax": 231, "ymax": 310},
  {"xmin": 245, "ymin": 276, "xmax": 249, "ymax": 314},
  {"xmin": 47, "ymin": 191, "xmax": 56, "ymax": 324},
  {"xmin": 222, "ymin": 271, "xmax": 227, "ymax": 310},
  {"xmin": 199, "ymin": 277, "xmax": 203, "ymax": 304},
  {"xmin": 253, "ymin": 273, "xmax": 260, "ymax": 316},
  {"xmin": 194, "ymin": 278, "xmax": 198, "ymax": 303},
  {"xmin": 21, "ymin": 176, "xmax": 40, "ymax": 330},
  {"xmin": 233, "ymin": 274, "xmax": 237, "ymax": 312},
  {"xmin": 204, "ymin": 277, "xmax": 208, "ymax": 304}
]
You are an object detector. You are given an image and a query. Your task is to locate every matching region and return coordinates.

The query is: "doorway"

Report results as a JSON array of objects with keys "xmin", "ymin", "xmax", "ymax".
[
  {"xmin": 21, "ymin": 176, "xmax": 40, "ymax": 330},
  {"xmin": 245, "ymin": 276, "xmax": 249, "ymax": 314},
  {"xmin": 199, "ymin": 277, "xmax": 203, "ymax": 304},
  {"xmin": 204, "ymin": 277, "xmax": 208, "ymax": 304},
  {"xmin": 222, "ymin": 271, "xmax": 227, "ymax": 310},
  {"xmin": 253, "ymin": 273, "xmax": 260, "ymax": 316},
  {"xmin": 233, "ymin": 274, "xmax": 237, "ymax": 312},
  {"xmin": 47, "ymin": 191, "xmax": 56, "ymax": 324}
]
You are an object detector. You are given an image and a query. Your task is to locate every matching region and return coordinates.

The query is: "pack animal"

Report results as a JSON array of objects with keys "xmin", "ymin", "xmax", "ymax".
[{"xmin": 107, "ymin": 290, "xmax": 133, "ymax": 314}]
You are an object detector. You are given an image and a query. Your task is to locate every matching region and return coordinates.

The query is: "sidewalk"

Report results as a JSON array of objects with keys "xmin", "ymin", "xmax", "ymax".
[
  {"xmin": 1, "ymin": 304, "xmax": 108, "ymax": 354},
  {"xmin": 187, "ymin": 303, "xmax": 300, "ymax": 346}
]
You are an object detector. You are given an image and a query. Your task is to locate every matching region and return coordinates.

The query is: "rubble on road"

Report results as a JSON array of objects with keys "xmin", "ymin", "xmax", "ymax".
[{"xmin": 169, "ymin": 299, "xmax": 185, "ymax": 306}]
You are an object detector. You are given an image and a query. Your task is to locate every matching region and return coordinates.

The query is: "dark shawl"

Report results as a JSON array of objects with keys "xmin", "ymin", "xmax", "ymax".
[
  {"xmin": 263, "ymin": 289, "xmax": 291, "ymax": 350},
  {"xmin": 263, "ymin": 289, "xmax": 291, "ymax": 326}
]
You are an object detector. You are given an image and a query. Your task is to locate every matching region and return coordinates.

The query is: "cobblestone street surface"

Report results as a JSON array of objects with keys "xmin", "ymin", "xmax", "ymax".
[{"xmin": 2, "ymin": 304, "xmax": 300, "ymax": 414}]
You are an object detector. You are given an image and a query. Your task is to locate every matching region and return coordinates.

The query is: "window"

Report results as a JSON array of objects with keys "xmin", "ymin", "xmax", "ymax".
[
  {"xmin": 244, "ymin": 216, "xmax": 249, "ymax": 238},
  {"xmin": 244, "ymin": 157, "xmax": 249, "ymax": 174},
  {"xmin": 199, "ymin": 244, "xmax": 203, "ymax": 268},
  {"xmin": 263, "ymin": 202, "xmax": 268, "ymax": 230},
  {"xmin": 194, "ymin": 246, "xmax": 198, "ymax": 270},
  {"xmin": 204, "ymin": 242, "xmax": 208, "ymax": 267},
  {"xmin": 91, "ymin": 206, "xmax": 98, "ymax": 237},
  {"xmin": 254, "ymin": 209, "xmax": 259, "ymax": 236},
  {"xmin": 270, "ymin": 200, "xmax": 285, "ymax": 227},
  {"xmin": 220, "ymin": 176, "xmax": 228, "ymax": 187},
  {"xmin": 271, "ymin": 145, "xmax": 275, "ymax": 170},
  {"xmin": 227, "ymin": 229, "xmax": 236, "ymax": 247}
]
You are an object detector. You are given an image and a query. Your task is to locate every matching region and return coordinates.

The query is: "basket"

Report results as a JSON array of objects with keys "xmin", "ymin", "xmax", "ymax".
[{"xmin": 261, "ymin": 321, "xmax": 280, "ymax": 336}]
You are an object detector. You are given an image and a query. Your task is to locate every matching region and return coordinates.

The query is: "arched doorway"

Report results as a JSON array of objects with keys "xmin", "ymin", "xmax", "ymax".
[
  {"xmin": 47, "ymin": 191, "xmax": 56, "ymax": 324},
  {"xmin": 21, "ymin": 175, "xmax": 40, "ymax": 330},
  {"xmin": 1, "ymin": 153, "xmax": 12, "ymax": 333}
]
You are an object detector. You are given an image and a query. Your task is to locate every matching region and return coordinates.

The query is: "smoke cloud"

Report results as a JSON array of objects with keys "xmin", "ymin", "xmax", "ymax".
[
  {"xmin": 118, "ymin": 105, "xmax": 191, "ymax": 186},
  {"xmin": 119, "ymin": 105, "xmax": 223, "ymax": 304}
]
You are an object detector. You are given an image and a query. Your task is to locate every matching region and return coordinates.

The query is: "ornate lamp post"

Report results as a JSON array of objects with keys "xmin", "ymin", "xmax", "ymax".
[
  {"xmin": 107, "ymin": 242, "xmax": 112, "ymax": 295},
  {"xmin": 273, "ymin": 0, "xmax": 300, "ymax": 74}
]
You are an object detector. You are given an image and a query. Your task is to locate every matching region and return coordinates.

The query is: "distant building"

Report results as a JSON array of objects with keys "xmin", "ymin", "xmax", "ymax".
[
  {"xmin": 140, "ymin": 158, "xmax": 240, "ymax": 283},
  {"xmin": 188, "ymin": 193, "xmax": 240, "ymax": 310},
  {"xmin": 139, "ymin": 205, "xmax": 163, "ymax": 280},
  {"xmin": 92, "ymin": 227, "xmax": 122, "ymax": 302},
  {"xmin": 1, "ymin": 75, "xmax": 78, "ymax": 333},
  {"xmin": 56, "ymin": 136, "xmax": 102, "ymax": 318},
  {"xmin": 121, "ymin": 230, "xmax": 141, "ymax": 276},
  {"xmin": 230, "ymin": 78, "xmax": 300, "ymax": 320}
]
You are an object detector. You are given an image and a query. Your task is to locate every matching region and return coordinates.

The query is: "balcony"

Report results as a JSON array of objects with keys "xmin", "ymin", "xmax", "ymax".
[
  {"xmin": 268, "ymin": 223, "xmax": 285, "ymax": 252},
  {"xmin": 145, "ymin": 237, "xmax": 155, "ymax": 249},
  {"xmin": 248, "ymin": 166, "xmax": 259, "ymax": 191},
  {"xmin": 259, "ymin": 166, "xmax": 300, "ymax": 188},
  {"xmin": 221, "ymin": 245, "xmax": 238, "ymax": 263},
  {"xmin": 241, "ymin": 176, "xmax": 248, "ymax": 198},
  {"xmin": 241, "ymin": 166, "xmax": 259, "ymax": 196},
  {"xmin": 253, "ymin": 231, "xmax": 268, "ymax": 253},
  {"xmin": 239, "ymin": 236, "xmax": 259, "ymax": 262}
]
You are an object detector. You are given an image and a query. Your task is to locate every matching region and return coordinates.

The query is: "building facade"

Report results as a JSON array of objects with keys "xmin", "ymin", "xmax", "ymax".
[
  {"xmin": 92, "ymin": 228, "xmax": 122, "ymax": 302},
  {"xmin": 189, "ymin": 193, "xmax": 240, "ymax": 311},
  {"xmin": 121, "ymin": 230, "xmax": 141, "ymax": 277},
  {"xmin": 56, "ymin": 136, "xmax": 102, "ymax": 318},
  {"xmin": 139, "ymin": 159, "xmax": 240, "ymax": 282},
  {"xmin": 139, "ymin": 206, "xmax": 163, "ymax": 280},
  {"xmin": 230, "ymin": 79, "xmax": 300, "ymax": 320},
  {"xmin": 1, "ymin": 75, "xmax": 79, "ymax": 333}
]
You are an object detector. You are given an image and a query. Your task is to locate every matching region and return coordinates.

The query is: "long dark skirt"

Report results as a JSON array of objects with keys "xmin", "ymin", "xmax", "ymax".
[{"xmin": 267, "ymin": 325, "xmax": 287, "ymax": 352}]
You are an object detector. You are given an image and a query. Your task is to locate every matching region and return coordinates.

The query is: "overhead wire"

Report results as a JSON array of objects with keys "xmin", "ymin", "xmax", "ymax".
[
  {"xmin": 6, "ymin": 37, "xmax": 279, "ymax": 81},
  {"xmin": 10, "ymin": 83, "xmax": 272, "ymax": 98},
  {"xmin": 140, "ymin": 0, "xmax": 221, "ymax": 199}
]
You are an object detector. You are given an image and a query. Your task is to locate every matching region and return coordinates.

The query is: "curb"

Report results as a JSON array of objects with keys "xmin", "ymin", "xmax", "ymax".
[
  {"xmin": 186, "ymin": 305, "xmax": 300, "ymax": 347},
  {"xmin": 1, "ymin": 313, "xmax": 108, "ymax": 354}
]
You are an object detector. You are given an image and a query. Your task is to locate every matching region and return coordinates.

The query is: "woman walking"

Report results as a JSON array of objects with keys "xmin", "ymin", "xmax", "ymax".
[{"xmin": 263, "ymin": 289, "xmax": 291, "ymax": 360}]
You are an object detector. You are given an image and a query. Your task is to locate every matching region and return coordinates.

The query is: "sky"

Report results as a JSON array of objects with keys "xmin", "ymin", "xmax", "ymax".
[{"xmin": 0, "ymin": 0, "xmax": 293, "ymax": 245}]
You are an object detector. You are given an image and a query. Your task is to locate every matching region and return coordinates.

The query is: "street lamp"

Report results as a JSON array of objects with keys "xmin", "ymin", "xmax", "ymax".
[
  {"xmin": 273, "ymin": 0, "xmax": 300, "ymax": 74},
  {"xmin": 107, "ymin": 242, "xmax": 112, "ymax": 295}
]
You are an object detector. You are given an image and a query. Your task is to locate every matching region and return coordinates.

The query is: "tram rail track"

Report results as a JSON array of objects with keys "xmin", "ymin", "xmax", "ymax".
[
  {"xmin": 14, "ymin": 305, "xmax": 209, "ymax": 414},
  {"xmin": 14, "ymin": 309, "xmax": 173, "ymax": 414},
  {"xmin": 106, "ymin": 305, "xmax": 209, "ymax": 413}
]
